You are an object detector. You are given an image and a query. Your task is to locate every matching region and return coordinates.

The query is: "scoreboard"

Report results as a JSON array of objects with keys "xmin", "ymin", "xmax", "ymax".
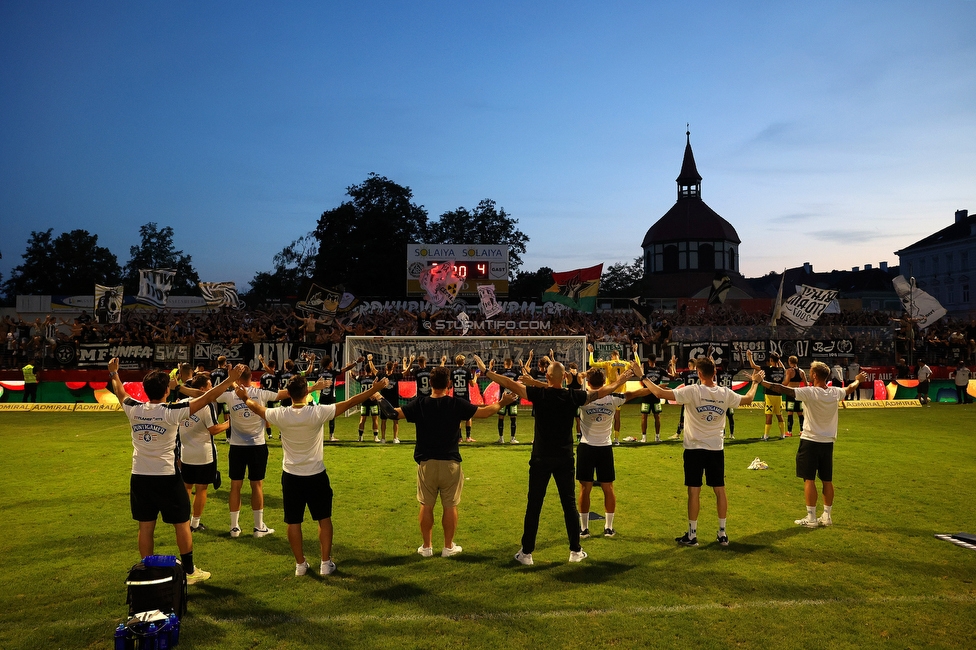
[{"xmin": 406, "ymin": 243, "xmax": 509, "ymax": 297}]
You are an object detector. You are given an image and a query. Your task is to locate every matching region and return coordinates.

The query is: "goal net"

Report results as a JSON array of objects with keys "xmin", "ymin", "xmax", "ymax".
[{"xmin": 342, "ymin": 335, "xmax": 587, "ymax": 407}]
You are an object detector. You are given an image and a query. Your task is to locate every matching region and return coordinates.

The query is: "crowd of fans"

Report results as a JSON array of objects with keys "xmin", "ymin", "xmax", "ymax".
[{"xmin": 2, "ymin": 303, "xmax": 974, "ymax": 369}]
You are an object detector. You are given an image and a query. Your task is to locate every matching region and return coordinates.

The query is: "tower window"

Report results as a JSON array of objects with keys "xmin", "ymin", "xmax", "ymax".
[{"xmin": 698, "ymin": 243, "xmax": 715, "ymax": 271}]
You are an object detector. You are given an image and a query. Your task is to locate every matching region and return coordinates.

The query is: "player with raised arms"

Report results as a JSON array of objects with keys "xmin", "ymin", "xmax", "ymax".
[
  {"xmin": 784, "ymin": 355, "xmax": 807, "ymax": 437},
  {"xmin": 108, "ymin": 357, "xmax": 245, "ymax": 584},
  {"xmin": 588, "ymin": 343, "xmax": 639, "ymax": 445},
  {"xmin": 490, "ymin": 357, "xmax": 522, "ymax": 444},
  {"xmin": 748, "ymin": 350, "xmax": 787, "ymax": 440},
  {"xmin": 638, "ymin": 348, "xmax": 669, "ymax": 443},
  {"xmin": 450, "ymin": 354, "xmax": 477, "ymax": 442},
  {"xmin": 356, "ymin": 355, "xmax": 380, "ymax": 442},
  {"xmin": 178, "ymin": 373, "xmax": 230, "ymax": 533},
  {"xmin": 236, "ymin": 374, "xmax": 389, "ymax": 576},
  {"xmin": 312, "ymin": 354, "xmax": 358, "ymax": 442}
]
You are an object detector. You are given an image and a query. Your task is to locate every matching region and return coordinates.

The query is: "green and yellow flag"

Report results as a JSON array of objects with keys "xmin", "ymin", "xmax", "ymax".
[{"xmin": 543, "ymin": 264, "xmax": 603, "ymax": 312}]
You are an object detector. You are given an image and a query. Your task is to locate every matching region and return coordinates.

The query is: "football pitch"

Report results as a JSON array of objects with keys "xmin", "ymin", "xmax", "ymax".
[{"xmin": 2, "ymin": 405, "xmax": 975, "ymax": 649}]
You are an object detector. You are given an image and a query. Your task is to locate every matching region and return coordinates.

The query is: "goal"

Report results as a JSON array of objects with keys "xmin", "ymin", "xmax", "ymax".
[{"xmin": 342, "ymin": 335, "xmax": 587, "ymax": 404}]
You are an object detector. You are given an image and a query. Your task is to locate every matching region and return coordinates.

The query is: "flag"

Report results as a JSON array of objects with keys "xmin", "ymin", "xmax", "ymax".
[
  {"xmin": 892, "ymin": 275, "xmax": 946, "ymax": 329},
  {"xmin": 477, "ymin": 284, "xmax": 503, "ymax": 318},
  {"xmin": 707, "ymin": 275, "xmax": 732, "ymax": 304},
  {"xmin": 199, "ymin": 282, "xmax": 242, "ymax": 309},
  {"xmin": 137, "ymin": 269, "xmax": 176, "ymax": 308},
  {"xmin": 770, "ymin": 273, "xmax": 785, "ymax": 325},
  {"xmin": 94, "ymin": 284, "xmax": 123, "ymax": 324},
  {"xmin": 779, "ymin": 284, "xmax": 837, "ymax": 332},
  {"xmin": 419, "ymin": 261, "xmax": 463, "ymax": 308},
  {"xmin": 543, "ymin": 264, "xmax": 603, "ymax": 312}
]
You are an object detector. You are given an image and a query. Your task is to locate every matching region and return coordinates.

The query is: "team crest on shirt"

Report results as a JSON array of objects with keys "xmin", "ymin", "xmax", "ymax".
[
  {"xmin": 133, "ymin": 423, "xmax": 166, "ymax": 442},
  {"xmin": 695, "ymin": 405, "xmax": 724, "ymax": 422}
]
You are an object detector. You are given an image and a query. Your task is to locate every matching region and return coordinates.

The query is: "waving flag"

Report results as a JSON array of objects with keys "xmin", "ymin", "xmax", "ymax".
[
  {"xmin": 94, "ymin": 284, "xmax": 123, "ymax": 323},
  {"xmin": 780, "ymin": 284, "xmax": 837, "ymax": 332},
  {"xmin": 199, "ymin": 282, "xmax": 242, "ymax": 309},
  {"xmin": 893, "ymin": 275, "xmax": 946, "ymax": 329},
  {"xmin": 137, "ymin": 269, "xmax": 176, "ymax": 308},
  {"xmin": 543, "ymin": 264, "xmax": 603, "ymax": 312}
]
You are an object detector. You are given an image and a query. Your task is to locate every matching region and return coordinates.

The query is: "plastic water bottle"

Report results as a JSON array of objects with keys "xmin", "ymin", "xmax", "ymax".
[
  {"xmin": 114, "ymin": 624, "xmax": 127, "ymax": 650},
  {"xmin": 145, "ymin": 623, "xmax": 158, "ymax": 650},
  {"xmin": 168, "ymin": 613, "xmax": 180, "ymax": 646},
  {"xmin": 156, "ymin": 618, "xmax": 170, "ymax": 650}
]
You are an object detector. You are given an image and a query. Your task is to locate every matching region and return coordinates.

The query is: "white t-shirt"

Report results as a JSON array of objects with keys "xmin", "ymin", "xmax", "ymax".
[
  {"xmin": 917, "ymin": 365, "xmax": 932, "ymax": 382},
  {"xmin": 579, "ymin": 394, "xmax": 626, "ymax": 446},
  {"xmin": 795, "ymin": 385, "xmax": 846, "ymax": 442},
  {"xmin": 217, "ymin": 386, "xmax": 280, "ymax": 446},
  {"xmin": 122, "ymin": 398, "xmax": 189, "ymax": 475},
  {"xmin": 265, "ymin": 403, "xmax": 337, "ymax": 476},
  {"xmin": 673, "ymin": 384, "xmax": 742, "ymax": 451},
  {"xmin": 177, "ymin": 400, "xmax": 218, "ymax": 465}
]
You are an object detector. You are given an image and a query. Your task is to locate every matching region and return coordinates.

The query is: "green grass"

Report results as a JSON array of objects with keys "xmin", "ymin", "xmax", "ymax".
[{"xmin": 2, "ymin": 405, "xmax": 976, "ymax": 649}]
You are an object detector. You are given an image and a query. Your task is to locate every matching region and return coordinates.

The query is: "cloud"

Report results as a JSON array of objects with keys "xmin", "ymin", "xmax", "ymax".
[
  {"xmin": 770, "ymin": 212, "xmax": 819, "ymax": 223},
  {"xmin": 809, "ymin": 230, "xmax": 885, "ymax": 243}
]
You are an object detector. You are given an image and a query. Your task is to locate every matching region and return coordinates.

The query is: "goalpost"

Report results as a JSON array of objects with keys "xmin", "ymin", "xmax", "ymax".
[{"xmin": 342, "ymin": 335, "xmax": 588, "ymax": 407}]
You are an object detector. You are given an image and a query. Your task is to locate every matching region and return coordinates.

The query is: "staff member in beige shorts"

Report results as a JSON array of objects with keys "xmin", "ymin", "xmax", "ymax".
[{"xmin": 383, "ymin": 366, "xmax": 516, "ymax": 558}]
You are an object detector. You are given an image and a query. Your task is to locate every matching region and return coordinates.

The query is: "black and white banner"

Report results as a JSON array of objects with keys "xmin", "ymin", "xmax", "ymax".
[
  {"xmin": 731, "ymin": 340, "xmax": 768, "ymax": 365},
  {"xmin": 780, "ymin": 285, "xmax": 837, "ymax": 332},
  {"xmin": 94, "ymin": 284, "xmax": 123, "ymax": 324},
  {"xmin": 892, "ymin": 275, "xmax": 946, "ymax": 329},
  {"xmin": 199, "ymin": 281, "xmax": 242, "ymax": 309},
  {"xmin": 137, "ymin": 269, "xmax": 176, "ymax": 308}
]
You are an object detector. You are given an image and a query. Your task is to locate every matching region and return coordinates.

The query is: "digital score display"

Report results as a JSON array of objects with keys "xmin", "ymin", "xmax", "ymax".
[{"xmin": 406, "ymin": 243, "xmax": 510, "ymax": 297}]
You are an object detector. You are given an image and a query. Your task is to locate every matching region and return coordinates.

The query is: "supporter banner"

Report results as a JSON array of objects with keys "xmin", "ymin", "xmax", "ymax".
[
  {"xmin": 110, "ymin": 344, "xmax": 155, "ymax": 370},
  {"xmin": 810, "ymin": 339, "xmax": 855, "ymax": 358},
  {"xmin": 543, "ymin": 264, "xmax": 602, "ymax": 313},
  {"xmin": 154, "ymin": 344, "xmax": 191, "ymax": 364},
  {"xmin": 478, "ymin": 284, "xmax": 503, "ymax": 319},
  {"xmin": 199, "ymin": 282, "xmax": 242, "ymax": 309},
  {"xmin": 420, "ymin": 261, "xmax": 463, "ymax": 308},
  {"xmin": 94, "ymin": 284, "xmax": 123, "ymax": 324},
  {"xmin": 137, "ymin": 269, "xmax": 176, "ymax": 308},
  {"xmin": 193, "ymin": 342, "xmax": 246, "ymax": 363},
  {"xmin": 679, "ymin": 342, "xmax": 728, "ymax": 367},
  {"xmin": 780, "ymin": 285, "xmax": 837, "ymax": 332},
  {"xmin": 77, "ymin": 343, "xmax": 110, "ymax": 368},
  {"xmin": 592, "ymin": 341, "xmax": 627, "ymax": 362},
  {"xmin": 768, "ymin": 339, "xmax": 811, "ymax": 360},
  {"xmin": 892, "ymin": 275, "xmax": 946, "ymax": 329},
  {"xmin": 731, "ymin": 341, "xmax": 768, "ymax": 365}
]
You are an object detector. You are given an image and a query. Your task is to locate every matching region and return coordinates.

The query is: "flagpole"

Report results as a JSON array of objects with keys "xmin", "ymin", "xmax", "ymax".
[{"xmin": 908, "ymin": 276, "xmax": 916, "ymax": 368}]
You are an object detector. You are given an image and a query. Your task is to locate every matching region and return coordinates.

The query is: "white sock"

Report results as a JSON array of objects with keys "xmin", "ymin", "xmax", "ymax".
[
  {"xmin": 580, "ymin": 512, "xmax": 590, "ymax": 530},
  {"xmin": 806, "ymin": 506, "xmax": 816, "ymax": 521},
  {"xmin": 718, "ymin": 518, "xmax": 726, "ymax": 533},
  {"xmin": 688, "ymin": 520, "xmax": 698, "ymax": 538},
  {"xmin": 230, "ymin": 511, "xmax": 240, "ymax": 529},
  {"xmin": 605, "ymin": 512, "xmax": 615, "ymax": 530},
  {"xmin": 254, "ymin": 509, "xmax": 264, "ymax": 529},
  {"xmin": 190, "ymin": 516, "xmax": 201, "ymax": 528},
  {"xmin": 320, "ymin": 559, "xmax": 332, "ymax": 572},
  {"xmin": 824, "ymin": 505, "xmax": 832, "ymax": 515}
]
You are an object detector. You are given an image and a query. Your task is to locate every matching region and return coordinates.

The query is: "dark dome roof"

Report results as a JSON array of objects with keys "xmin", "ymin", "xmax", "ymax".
[{"xmin": 641, "ymin": 199, "xmax": 741, "ymax": 247}]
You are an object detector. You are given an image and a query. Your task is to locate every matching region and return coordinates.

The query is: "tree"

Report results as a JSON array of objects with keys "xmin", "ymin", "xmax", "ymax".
[
  {"xmin": 122, "ymin": 223, "xmax": 200, "ymax": 295},
  {"xmin": 313, "ymin": 173, "xmax": 429, "ymax": 296},
  {"xmin": 426, "ymin": 199, "xmax": 529, "ymax": 278},
  {"xmin": 2, "ymin": 228, "xmax": 122, "ymax": 299},
  {"xmin": 508, "ymin": 266, "xmax": 554, "ymax": 300},
  {"xmin": 600, "ymin": 257, "xmax": 644, "ymax": 296},
  {"xmin": 245, "ymin": 234, "xmax": 318, "ymax": 303}
]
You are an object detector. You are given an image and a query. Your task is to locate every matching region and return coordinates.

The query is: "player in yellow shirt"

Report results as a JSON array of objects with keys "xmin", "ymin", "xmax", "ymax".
[
  {"xmin": 588, "ymin": 343, "xmax": 640, "ymax": 445},
  {"xmin": 747, "ymin": 350, "xmax": 787, "ymax": 440}
]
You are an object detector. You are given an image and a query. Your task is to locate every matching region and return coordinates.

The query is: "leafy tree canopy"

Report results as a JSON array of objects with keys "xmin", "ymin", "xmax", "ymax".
[
  {"xmin": 313, "ymin": 173, "xmax": 429, "ymax": 296},
  {"xmin": 427, "ymin": 199, "xmax": 529, "ymax": 279},
  {"xmin": 600, "ymin": 257, "xmax": 644, "ymax": 297},
  {"xmin": 245, "ymin": 234, "xmax": 318, "ymax": 304},
  {"xmin": 2, "ymin": 228, "xmax": 121, "ymax": 299},
  {"xmin": 508, "ymin": 266, "xmax": 554, "ymax": 301},
  {"xmin": 123, "ymin": 223, "xmax": 200, "ymax": 294}
]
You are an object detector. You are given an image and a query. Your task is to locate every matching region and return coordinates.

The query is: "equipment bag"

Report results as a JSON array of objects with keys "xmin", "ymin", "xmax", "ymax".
[{"xmin": 125, "ymin": 558, "xmax": 187, "ymax": 618}]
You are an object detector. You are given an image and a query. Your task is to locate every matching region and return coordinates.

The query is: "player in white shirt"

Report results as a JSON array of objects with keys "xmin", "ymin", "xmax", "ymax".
[
  {"xmin": 641, "ymin": 357, "xmax": 762, "ymax": 547},
  {"xmin": 576, "ymin": 367, "xmax": 652, "ymax": 539},
  {"xmin": 760, "ymin": 361, "xmax": 866, "ymax": 527},
  {"xmin": 178, "ymin": 374, "xmax": 230, "ymax": 533},
  {"xmin": 215, "ymin": 367, "xmax": 326, "ymax": 539},
  {"xmin": 236, "ymin": 374, "xmax": 388, "ymax": 576},
  {"xmin": 916, "ymin": 359, "xmax": 932, "ymax": 405},
  {"xmin": 108, "ymin": 357, "xmax": 244, "ymax": 584}
]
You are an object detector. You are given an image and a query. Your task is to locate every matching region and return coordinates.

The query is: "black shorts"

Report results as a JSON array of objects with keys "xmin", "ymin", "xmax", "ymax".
[
  {"xmin": 576, "ymin": 444, "xmax": 615, "ymax": 483},
  {"xmin": 795, "ymin": 439, "xmax": 833, "ymax": 482},
  {"xmin": 181, "ymin": 460, "xmax": 217, "ymax": 486},
  {"xmin": 640, "ymin": 401, "xmax": 662, "ymax": 414},
  {"xmin": 130, "ymin": 473, "xmax": 191, "ymax": 524},
  {"xmin": 228, "ymin": 444, "xmax": 269, "ymax": 482},
  {"xmin": 499, "ymin": 404, "xmax": 518, "ymax": 417},
  {"xmin": 683, "ymin": 449, "xmax": 725, "ymax": 488},
  {"xmin": 320, "ymin": 394, "xmax": 337, "ymax": 405},
  {"xmin": 785, "ymin": 399, "xmax": 803, "ymax": 412},
  {"xmin": 281, "ymin": 469, "xmax": 334, "ymax": 523},
  {"xmin": 918, "ymin": 380, "xmax": 930, "ymax": 397}
]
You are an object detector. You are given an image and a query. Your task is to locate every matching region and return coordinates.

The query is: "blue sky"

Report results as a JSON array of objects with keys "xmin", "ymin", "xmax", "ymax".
[{"xmin": 2, "ymin": 1, "xmax": 974, "ymax": 292}]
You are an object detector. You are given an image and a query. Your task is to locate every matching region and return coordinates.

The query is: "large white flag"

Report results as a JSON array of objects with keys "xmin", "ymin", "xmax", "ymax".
[
  {"xmin": 892, "ymin": 275, "xmax": 946, "ymax": 329},
  {"xmin": 137, "ymin": 269, "xmax": 176, "ymax": 308},
  {"xmin": 199, "ymin": 281, "xmax": 242, "ymax": 309},
  {"xmin": 780, "ymin": 284, "xmax": 837, "ymax": 332}
]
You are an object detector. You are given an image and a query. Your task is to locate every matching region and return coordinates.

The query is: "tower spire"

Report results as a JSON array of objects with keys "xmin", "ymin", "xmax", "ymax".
[{"xmin": 676, "ymin": 128, "xmax": 701, "ymax": 199}]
